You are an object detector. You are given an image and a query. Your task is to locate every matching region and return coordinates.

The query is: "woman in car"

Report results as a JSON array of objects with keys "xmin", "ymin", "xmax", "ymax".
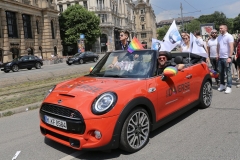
[{"xmin": 181, "ymin": 33, "xmax": 191, "ymax": 52}]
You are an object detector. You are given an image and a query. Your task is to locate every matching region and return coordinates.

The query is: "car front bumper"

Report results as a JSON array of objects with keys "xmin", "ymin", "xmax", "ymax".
[{"xmin": 40, "ymin": 114, "xmax": 119, "ymax": 150}]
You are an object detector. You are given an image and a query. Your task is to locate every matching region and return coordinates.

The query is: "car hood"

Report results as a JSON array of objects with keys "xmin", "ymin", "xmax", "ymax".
[
  {"xmin": 44, "ymin": 76, "xmax": 144, "ymax": 119},
  {"xmin": 53, "ymin": 76, "xmax": 138, "ymax": 96}
]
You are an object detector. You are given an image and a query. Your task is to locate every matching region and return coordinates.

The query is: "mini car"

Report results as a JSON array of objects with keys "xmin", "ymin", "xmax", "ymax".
[
  {"xmin": 1, "ymin": 55, "xmax": 43, "ymax": 73},
  {"xmin": 66, "ymin": 52, "xmax": 99, "ymax": 65},
  {"xmin": 39, "ymin": 50, "xmax": 212, "ymax": 153}
]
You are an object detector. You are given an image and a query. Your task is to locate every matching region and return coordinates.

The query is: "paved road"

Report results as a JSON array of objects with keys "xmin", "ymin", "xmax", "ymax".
[
  {"xmin": 0, "ymin": 54, "xmax": 105, "ymax": 87},
  {"xmin": 1, "ymin": 85, "xmax": 240, "ymax": 160}
]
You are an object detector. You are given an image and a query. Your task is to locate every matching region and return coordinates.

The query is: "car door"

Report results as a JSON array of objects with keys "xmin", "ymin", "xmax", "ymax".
[
  {"xmin": 19, "ymin": 56, "xmax": 29, "ymax": 69},
  {"xmin": 155, "ymin": 69, "xmax": 192, "ymax": 120},
  {"xmin": 28, "ymin": 56, "xmax": 36, "ymax": 68}
]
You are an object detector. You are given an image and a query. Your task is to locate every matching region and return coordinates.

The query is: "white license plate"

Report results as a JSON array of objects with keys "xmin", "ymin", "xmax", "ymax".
[
  {"xmin": 44, "ymin": 115, "xmax": 67, "ymax": 130},
  {"xmin": 69, "ymin": 61, "xmax": 73, "ymax": 63}
]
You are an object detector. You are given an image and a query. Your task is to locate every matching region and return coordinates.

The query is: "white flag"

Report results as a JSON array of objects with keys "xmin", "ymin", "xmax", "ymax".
[
  {"xmin": 160, "ymin": 20, "xmax": 182, "ymax": 52},
  {"xmin": 151, "ymin": 38, "xmax": 163, "ymax": 52},
  {"xmin": 190, "ymin": 33, "xmax": 208, "ymax": 58}
]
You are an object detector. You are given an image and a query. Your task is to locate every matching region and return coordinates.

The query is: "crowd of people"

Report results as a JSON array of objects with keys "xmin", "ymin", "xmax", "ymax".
[{"xmin": 113, "ymin": 25, "xmax": 240, "ymax": 94}]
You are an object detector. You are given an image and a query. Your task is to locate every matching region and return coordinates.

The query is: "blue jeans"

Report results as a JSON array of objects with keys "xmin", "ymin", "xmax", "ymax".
[{"xmin": 218, "ymin": 58, "xmax": 232, "ymax": 87}]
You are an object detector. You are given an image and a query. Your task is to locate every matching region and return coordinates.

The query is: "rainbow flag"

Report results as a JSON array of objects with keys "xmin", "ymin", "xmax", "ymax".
[{"xmin": 127, "ymin": 37, "xmax": 144, "ymax": 53}]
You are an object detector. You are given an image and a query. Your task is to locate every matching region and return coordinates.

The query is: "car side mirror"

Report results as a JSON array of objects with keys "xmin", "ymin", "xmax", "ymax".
[
  {"xmin": 89, "ymin": 67, "xmax": 93, "ymax": 72},
  {"xmin": 162, "ymin": 66, "xmax": 178, "ymax": 79}
]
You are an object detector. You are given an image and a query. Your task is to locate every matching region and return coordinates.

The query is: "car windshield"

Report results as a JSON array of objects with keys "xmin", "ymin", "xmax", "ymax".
[
  {"xmin": 73, "ymin": 53, "xmax": 81, "ymax": 57},
  {"xmin": 88, "ymin": 50, "xmax": 156, "ymax": 78}
]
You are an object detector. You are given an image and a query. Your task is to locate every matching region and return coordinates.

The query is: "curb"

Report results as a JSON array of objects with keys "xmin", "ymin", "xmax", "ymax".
[{"xmin": 0, "ymin": 102, "xmax": 42, "ymax": 118}]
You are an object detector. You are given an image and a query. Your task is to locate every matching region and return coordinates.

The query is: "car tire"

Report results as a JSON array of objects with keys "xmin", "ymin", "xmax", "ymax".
[
  {"xmin": 119, "ymin": 107, "xmax": 150, "ymax": 153},
  {"xmin": 79, "ymin": 59, "xmax": 84, "ymax": 64},
  {"xmin": 4, "ymin": 70, "xmax": 10, "ymax": 73},
  {"xmin": 35, "ymin": 62, "xmax": 41, "ymax": 69},
  {"xmin": 12, "ymin": 65, "xmax": 19, "ymax": 72},
  {"xmin": 198, "ymin": 80, "xmax": 212, "ymax": 109},
  {"xmin": 27, "ymin": 68, "xmax": 32, "ymax": 70},
  {"xmin": 67, "ymin": 63, "xmax": 72, "ymax": 65},
  {"xmin": 93, "ymin": 58, "xmax": 97, "ymax": 62}
]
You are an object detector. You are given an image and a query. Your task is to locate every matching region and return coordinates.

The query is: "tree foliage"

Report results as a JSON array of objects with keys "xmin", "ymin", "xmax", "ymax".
[
  {"xmin": 157, "ymin": 25, "xmax": 170, "ymax": 40},
  {"xmin": 59, "ymin": 5, "xmax": 101, "ymax": 47},
  {"xmin": 233, "ymin": 14, "xmax": 240, "ymax": 33},
  {"xmin": 183, "ymin": 19, "xmax": 201, "ymax": 33}
]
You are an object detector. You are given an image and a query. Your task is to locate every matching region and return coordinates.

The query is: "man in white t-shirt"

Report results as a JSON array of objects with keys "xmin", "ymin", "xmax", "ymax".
[
  {"xmin": 194, "ymin": 30, "xmax": 208, "ymax": 62},
  {"xmin": 207, "ymin": 29, "xmax": 219, "ymax": 85},
  {"xmin": 217, "ymin": 25, "xmax": 234, "ymax": 94}
]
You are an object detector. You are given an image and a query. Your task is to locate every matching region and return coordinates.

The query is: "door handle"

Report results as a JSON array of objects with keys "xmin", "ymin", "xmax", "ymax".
[{"xmin": 186, "ymin": 74, "xmax": 192, "ymax": 79}]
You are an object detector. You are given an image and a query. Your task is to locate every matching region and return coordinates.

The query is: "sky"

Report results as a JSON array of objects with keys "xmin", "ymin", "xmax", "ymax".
[{"xmin": 150, "ymin": 0, "xmax": 240, "ymax": 22}]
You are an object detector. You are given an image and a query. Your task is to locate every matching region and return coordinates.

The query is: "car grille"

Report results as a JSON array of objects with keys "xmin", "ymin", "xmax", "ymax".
[
  {"xmin": 41, "ymin": 103, "xmax": 82, "ymax": 120},
  {"xmin": 40, "ymin": 103, "xmax": 86, "ymax": 134}
]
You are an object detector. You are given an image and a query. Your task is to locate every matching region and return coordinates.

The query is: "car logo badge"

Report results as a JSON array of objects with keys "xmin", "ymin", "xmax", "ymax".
[
  {"xmin": 70, "ymin": 113, "xmax": 75, "ymax": 118},
  {"xmin": 58, "ymin": 99, "xmax": 62, "ymax": 104}
]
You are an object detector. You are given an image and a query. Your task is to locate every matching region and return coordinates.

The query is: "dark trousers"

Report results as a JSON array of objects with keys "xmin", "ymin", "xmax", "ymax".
[
  {"xmin": 210, "ymin": 57, "xmax": 219, "ymax": 82},
  {"xmin": 218, "ymin": 58, "xmax": 232, "ymax": 87}
]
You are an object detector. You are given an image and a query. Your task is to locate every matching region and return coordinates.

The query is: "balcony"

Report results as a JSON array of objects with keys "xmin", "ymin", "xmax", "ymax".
[
  {"xmin": 95, "ymin": 6, "xmax": 111, "ymax": 12},
  {"xmin": 99, "ymin": 22, "xmax": 114, "ymax": 27}
]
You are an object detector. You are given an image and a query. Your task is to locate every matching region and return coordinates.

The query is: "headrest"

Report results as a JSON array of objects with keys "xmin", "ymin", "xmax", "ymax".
[
  {"xmin": 174, "ymin": 56, "xmax": 183, "ymax": 64},
  {"xmin": 158, "ymin": 51, "xmax": 172, "ymax": 60}
]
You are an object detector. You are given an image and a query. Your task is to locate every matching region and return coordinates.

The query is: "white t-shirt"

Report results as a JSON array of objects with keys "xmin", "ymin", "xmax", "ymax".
[
  {"xmin": 217, "ymin": 32, "xmax": 234, "ymax": 58},
  {"xmin": 207, "ymin": 38, "xmax": 218, "ymax": 57},
  {"xmin": 181, "ymin": 43, "xmax": 191, "ymax": 52}
]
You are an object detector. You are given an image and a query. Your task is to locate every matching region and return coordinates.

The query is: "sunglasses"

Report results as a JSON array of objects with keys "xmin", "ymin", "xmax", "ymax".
[
  {"xmin": 211, "ymin": 32, "xmax": 217, "ymax": 34},
  {"xmin": 183, "ymin": 38, "xmax": 188, "ymax": 40},
  {"xmin": 158, "ymin": 56, "xmax": 166, "ymax": 60}
]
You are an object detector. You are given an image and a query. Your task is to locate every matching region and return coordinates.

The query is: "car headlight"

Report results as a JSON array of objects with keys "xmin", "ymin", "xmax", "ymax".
[
  {"xmin": 92, "ymin": 92, "xmax": 117, "ymax": 115},
  {"xmin": 6, "ymin": 62, "xmax": 12, "ymax": 66},
  {"xmin": 44, "ymin": 85, "xmax": 56, "ymax": 99}
]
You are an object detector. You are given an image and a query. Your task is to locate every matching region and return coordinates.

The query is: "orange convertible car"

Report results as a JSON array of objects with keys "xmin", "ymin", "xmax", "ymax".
[{"xmin": 39, "ymin": 50, "xmax": 212, "ymax": 152}]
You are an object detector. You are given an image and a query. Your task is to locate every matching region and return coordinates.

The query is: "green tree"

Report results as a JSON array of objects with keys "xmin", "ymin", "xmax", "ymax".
[
  {"xmin": 157, "ymin": 25, "xmax": 169, "ymax": 40},
  {"xmin": 233, "ymin": 14, "xmax": 240, "ymax": 33},
  {"xmin": 183, "ymin": 19, "xmax": 201, "ymax": 33},
  {"xmin": 59, "ymin": 5, "xmax": 101, "ymax": 49},
  {"xmin": 197, "ymin": 11, "xmax": 228, "ymax": 29}
]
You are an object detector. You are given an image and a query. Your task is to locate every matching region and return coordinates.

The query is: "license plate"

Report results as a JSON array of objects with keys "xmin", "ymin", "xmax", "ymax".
[
  {"xmin": 69, "ymin": 61, "xmax": 72, "ymax": 63},
  {"xmin": 44, "ymin": 115, "xmax": 67, "ymax": 130}
]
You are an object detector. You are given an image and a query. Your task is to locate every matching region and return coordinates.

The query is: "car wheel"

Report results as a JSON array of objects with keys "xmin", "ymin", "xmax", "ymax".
[
  {"xmin": 35, "ymin": 62, "xmax": 41, "ymax": 69},
  {"xmin": 4, "ymin": 70, "xmax": 10, "ymax": 73},
  {"xmin": 12, "ymin": 65, "xmax": 19, "ymax": 72},
  {"xmin": 27, "ymin": 68, "xmax": 32, "ymax": 70},
  {"xmin": 198, "ymin": 80, "xmax": 212, "ymax": 109},
  {"xmin": 93, "ymin": 58, "xmax": 97, "ymax": 62},
  {"xmin": 79, "ymin": 59, "xmax": 84, "ymax": 64},
  {"xmin": 120, "ymin": 107, "xmax": 150, "ymax": 153}
]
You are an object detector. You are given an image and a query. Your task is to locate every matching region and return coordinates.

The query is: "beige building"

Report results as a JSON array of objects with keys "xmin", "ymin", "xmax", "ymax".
[
  {"xmin": 133, "ymin": 0, "xmax": 156, "ymax": 49},
  {"xmin": 55, "ymin": 0, "xmax": 136, "ymax": 52},
  {"xmin": 0, "ymin": 0, "xmax": 62, "ymax": 63}
]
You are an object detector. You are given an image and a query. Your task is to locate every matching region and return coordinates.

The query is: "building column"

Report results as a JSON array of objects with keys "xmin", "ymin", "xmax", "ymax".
[
  {"xmin": 41, "ymin": 14, "xmax": 53, "ymax": 58},
  {"xmin": 32, "ymin": 15, "xmax": 39, "ymax": 56},
  {"xmin": 1, "ymin": 9, "xmax": 10, "ymax": 62},
  {"xmin": 55, "ymin": 18, "xmax": 63, "ymax": 56},
  {"xmin": 18, "ymin": 12, "xmax": 25, "ymax": 55}
]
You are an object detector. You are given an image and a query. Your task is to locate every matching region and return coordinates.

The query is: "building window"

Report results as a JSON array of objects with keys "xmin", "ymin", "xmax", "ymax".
[
  {"xmin": 97, "ymin": 0, "xmax": 104, "ymax": 8},
  {"xmin": 59, "ymin": 5, "xmax": 63, "ymax": 12},
  {"xmin": 67, "ymin": 3, "xmax": 70, "ymax": 7},
  {"xmin": 6, "ymin": 11, "xmax": 18, "ymax": 38},
  {"xmin": 36, "ymin": 20, "xmax": 39, "ymax": 34},
  {"xmin": 83, "ymin": 1, "xmax": 88, "ymax": 9},
  {"xmin": 51, "ymin": 20, "xmax": 55, "ymax": 39},
  {"xmin": 98, "ymin": 14, "xmax": 107, "ymax": 23},
  {"xmin": 142, "ymin": 25, "xmax": 145, "ymax": 30},
  {"xmin": 140, "ymin": 9, "xmax": 144, "ymax": 14},
  {"xmin": 141, "ymin": 33, "xmax": 146, "ymax": 38},
  {"xmin": 141, "ymin": 17, "xmax": 144, "ymax": 22},
  {"xmin": 22, "ymin": 14, "xmax": 32, "ymax": 38}
]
